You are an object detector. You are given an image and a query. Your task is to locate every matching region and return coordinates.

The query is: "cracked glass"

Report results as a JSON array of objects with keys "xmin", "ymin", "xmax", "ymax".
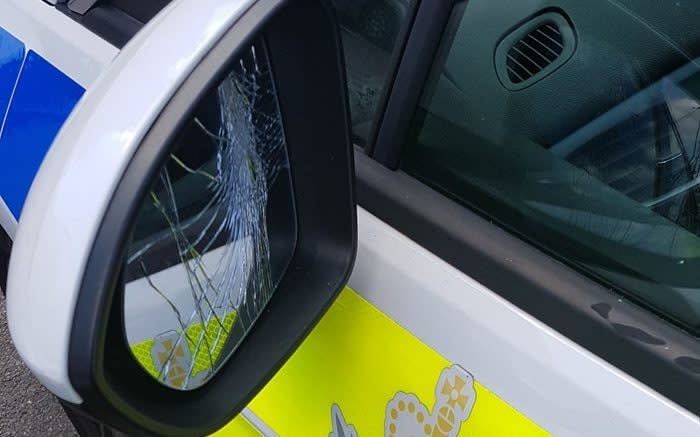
[{"xmin": 122, "ymin": 42, "xmax": 295, "ymax": 390}]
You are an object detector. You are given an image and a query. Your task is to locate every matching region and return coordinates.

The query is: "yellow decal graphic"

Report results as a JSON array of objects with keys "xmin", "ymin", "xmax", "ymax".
[
  {"xmin": 152, "ymin": 333, "xmax": 191, "ymax": 388},
  {"xmin": 212, "ymin": 288, "xmax": 551, "ymax": 437},
  {"xmin": 386, "ymin": 366, "xmax": 475, "ymax": 437}
]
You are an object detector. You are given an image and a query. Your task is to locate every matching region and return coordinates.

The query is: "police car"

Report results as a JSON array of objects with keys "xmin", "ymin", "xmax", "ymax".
[{"xmin": 3, "ymin": 0, "xmax": 700, "ymax": 436}]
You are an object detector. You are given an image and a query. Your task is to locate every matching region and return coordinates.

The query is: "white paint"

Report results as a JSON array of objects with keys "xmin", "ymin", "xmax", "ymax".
[
  {"xmin": 241, "ymin": 408, "xmax": 279, "ymax": 437},
  {"xmin": 0, "ymin": 0, "xmax": 118, "ymax": 88},
  {"xmin": 349, "ymin": 207, "xmax": 700, "ymax": 437},
  {"xmin": 7, "ymin": 0, "xmax": 257, "ymax": 403}
]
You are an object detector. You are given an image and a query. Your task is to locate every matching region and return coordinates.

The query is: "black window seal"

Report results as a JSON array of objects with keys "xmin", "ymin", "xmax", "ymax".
[
  {"xmin": 355, "ymin": 150, "xmax": 700, "ymax": 416},
  {"xmin": 361, "ymin": 0, "xmax": 421, "ymax": 154},
  {"xmin": 369, "ymin": 0, "xmax": 456, "ymax": 166}
]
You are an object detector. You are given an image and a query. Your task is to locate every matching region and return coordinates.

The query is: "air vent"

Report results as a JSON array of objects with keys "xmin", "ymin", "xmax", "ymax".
[
  {"xmin": 495, "ymin": 12, "xmax": 576, "ymax": 90},
  {"xmin": 507, "ymin": 22, "xmax": 563, "ymax": 83}
]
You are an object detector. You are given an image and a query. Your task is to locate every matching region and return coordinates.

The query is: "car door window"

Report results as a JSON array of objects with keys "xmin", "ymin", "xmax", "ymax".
[
  {"xmin": 331, "ymin": 0, "xmax": 411, "ymax": 145},
  {"xmin": 401, "ymin": 1, "xmax": 700, "ymax": 334}
]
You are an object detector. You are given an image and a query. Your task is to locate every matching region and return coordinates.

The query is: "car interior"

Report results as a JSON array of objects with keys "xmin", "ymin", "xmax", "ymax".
[{"xmin": 401, "ymin": 0, "xmax": 700, "ymax": 334}]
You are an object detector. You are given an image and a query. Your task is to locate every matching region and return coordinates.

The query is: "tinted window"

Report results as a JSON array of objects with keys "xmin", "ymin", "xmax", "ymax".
[
  {"xmin": 402, "ymin": 1, "xmax": 700, "ymax": 334},
  {"xmin": 332, "ymin": 0, "xmax": 411, "ymax": 144}
]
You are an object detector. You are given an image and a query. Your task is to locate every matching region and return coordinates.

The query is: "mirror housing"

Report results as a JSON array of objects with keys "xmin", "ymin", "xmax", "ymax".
[{"xmin": 7, "ymin": 0, "xmax": 355, "ymax": 435}]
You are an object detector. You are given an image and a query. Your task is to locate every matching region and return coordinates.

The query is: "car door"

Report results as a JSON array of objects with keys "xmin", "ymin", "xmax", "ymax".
[
  {"xmin": 6, "ymin": 0, "xmax": 357, "ymax": 435},
  {"xmin": 226, "ymin": 0, "xmax": 700, "ymax": 435}
]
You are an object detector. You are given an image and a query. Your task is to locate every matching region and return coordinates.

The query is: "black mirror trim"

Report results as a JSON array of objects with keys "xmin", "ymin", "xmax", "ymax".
[{"xmin": 67, "ymin": 1, "xmax": 356, "ymax": 435}]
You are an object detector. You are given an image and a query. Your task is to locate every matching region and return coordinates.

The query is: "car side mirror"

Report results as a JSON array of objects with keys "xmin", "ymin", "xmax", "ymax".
[{"xmin": 6, "ymin": 0, "xmax": 356, "ymax": 435}]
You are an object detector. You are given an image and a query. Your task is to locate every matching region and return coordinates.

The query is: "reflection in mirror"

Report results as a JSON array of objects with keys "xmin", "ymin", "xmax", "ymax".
[{"xmin": 122, "ymin": 41, "xmax": 295, "ymax": 390}]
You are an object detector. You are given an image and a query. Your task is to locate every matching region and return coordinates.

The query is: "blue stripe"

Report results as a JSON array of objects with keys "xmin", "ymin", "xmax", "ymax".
[
  {"xmin": 0, "ymin": 30, "xmax": 84, "ymax": 219},
  {"xmin": 0, "ymin": 28, "xmax": 24, "ymax": 128}
]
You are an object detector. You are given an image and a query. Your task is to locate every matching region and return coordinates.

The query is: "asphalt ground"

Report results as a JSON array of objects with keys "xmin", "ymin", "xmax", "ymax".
[{"xmin": 0, "ymin": 294, "xmax": 77, "ymax": 436}]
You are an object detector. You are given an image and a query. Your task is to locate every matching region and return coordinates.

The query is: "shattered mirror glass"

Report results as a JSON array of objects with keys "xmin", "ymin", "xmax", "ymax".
[{"xmin": 122, "ymin": 41, "xmax": 295, "ymax": 390}]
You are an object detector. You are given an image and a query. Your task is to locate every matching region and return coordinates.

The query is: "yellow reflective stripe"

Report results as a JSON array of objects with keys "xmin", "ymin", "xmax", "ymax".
[
  {"xmin": 129, "ymin": 311, "xmax": 237, "ymax": 381},
  {"xmin": 214, "ymin": 287, "xmax": 550, "ymax": 436},
  {"xmin": 130, "ymin": 339, "xmax": 158, "ymax": 377}
]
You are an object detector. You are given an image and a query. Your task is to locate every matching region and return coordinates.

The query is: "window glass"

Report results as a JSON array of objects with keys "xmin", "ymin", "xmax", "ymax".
[
  {"xmin": 402, "ymin": 1, "xmax": 700, "ymax": 334},
  {"xmin": 123, "ymin": 41, "xmax": 295, "ymax": 390},
  {"xmin": 331, "ymin": 0, "xmax": 410, "ymax": 145}
]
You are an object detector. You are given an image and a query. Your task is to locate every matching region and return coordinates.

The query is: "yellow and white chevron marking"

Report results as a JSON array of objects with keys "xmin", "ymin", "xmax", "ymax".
[
  {"xmin": 214, "ymin": 287, "xmax": 551, "ymax": 436},
  {"xmin": 129, "ymin": 311, "xmax": 237, "ymax": 389}
]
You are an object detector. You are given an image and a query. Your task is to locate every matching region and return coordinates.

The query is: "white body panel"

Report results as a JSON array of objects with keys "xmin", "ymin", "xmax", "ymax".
[
  {"xmin": 349, "ymin": 207, "xmax": 700, "ymax": 437},
  {"xmin": 3, "ymin": 1, "xmax": 699, "ymax": 435},
  {"xmin": 6, "ymin": 0, "xmax": 256, "ymax": 403}
]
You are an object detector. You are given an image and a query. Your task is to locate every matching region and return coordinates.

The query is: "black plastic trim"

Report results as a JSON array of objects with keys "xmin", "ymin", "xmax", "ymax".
[
  {"xmin": 61, "ymin": 400, "xmax": 126, "ymax": 437},
  {"xmin": 0, "ymin": 225, "xmax": 11, "ymax": 294},
  {"xmin": 356, "ymin": 150, "xmax": 700, "ymax": 416},
  {"xmin": 104, "ymin": 0, "xmax": 171, "ymax": 23},
  {"xmin": 57, "ymin": 3, "xmax": 143, "ymax": 49},
  {"xmin": 370, "ymin": 0, "xmax": 455, "ymax": 167},
  {"xmin": 67, "ymin": 1, "xmax": 356, "ymax": 435},
  {"xmin": 362, "ymin": 0, "xmax": 421, "ymax": 155},
  {"xmin": 56, "ymin": 1, "xmax": 171, "ymax": 49}
]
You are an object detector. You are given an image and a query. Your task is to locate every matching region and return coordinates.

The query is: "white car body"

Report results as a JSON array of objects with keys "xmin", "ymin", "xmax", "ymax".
[{"xmin": 1, "ymin": 1, "xmax": 700, "ymax": 436}]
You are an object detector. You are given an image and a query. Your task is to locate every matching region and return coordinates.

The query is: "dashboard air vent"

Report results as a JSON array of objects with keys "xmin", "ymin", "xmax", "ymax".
[
  {"xmin": 507, "ymin": 22, "xmax": 564, "ymax": 83},
  {"xmin": 496, "ymin": 12, "xmax": 576, "ymax": 90}
]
